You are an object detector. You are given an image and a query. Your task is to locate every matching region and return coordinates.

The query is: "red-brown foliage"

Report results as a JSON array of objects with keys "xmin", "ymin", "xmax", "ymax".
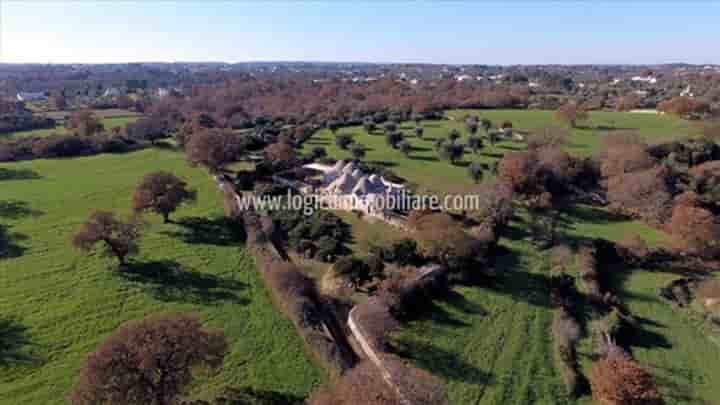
[
  {"xmin": 133, "ymin": 171, "xmax": 196, "ymax": 223},
  {"xmin": 264, "ymin": 140, "xmax": 296, "ymax": 163},
  {"xmin": 70, "ymin": 313, "xmax": 227, "ymax": 405},
  {"xmin": 615, "ymin": 94, "xmax": 641, "ymax": 112},
  {"xmin": 606, "ymin": 165, "xmax": 673, "ymax": 223},
  {"xmin": 67, "ymin": 110, "xmax": 105, "ymax": 136},
  {"xmin": 185, "ymin": 129, "xmax": 244, "ymax": 172},
  {"xmin": 412, "ymin": 213, "xmax": 480, "ymax": 270},
  {"xmin": 71, "ymin": 210, "xmax": 142, "ymax": 266},
  {"xmin": 658, "ymin": 96, "xmax": 710, "ymax": 117},
  {"xmin": 353, "ymin": 297, "xmax": 399, "ymax": 350},
  {"xmin": 669, "ymin": 193, "xmax": 720, "ymax": 258},
  {"xmin": 590, "ymin": 353, "xmax": 664, "ymax": 405},
  {"xmin": 555, "ymin": 102, "xmax": 588, "ymax": 128},
  {"xmin": 597, "ymin": 133, "xmax": 655, "ymax": 178}
]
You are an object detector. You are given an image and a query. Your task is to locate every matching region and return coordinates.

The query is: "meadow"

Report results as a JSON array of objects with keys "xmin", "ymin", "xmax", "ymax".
[
  {"xmin": 305, "ymin": 110, "xmax": 718, "ymax": 405},
  {"xmin": 301, "ymin": 109, "xmax": 695, "ymax": 195},
  {"xmin": 2, "ymin": 114, "xmax": 141, "ymax": 140},
  {"xmin": 0, "ymin": 148, "xmax": 323, "ymax": 404}
]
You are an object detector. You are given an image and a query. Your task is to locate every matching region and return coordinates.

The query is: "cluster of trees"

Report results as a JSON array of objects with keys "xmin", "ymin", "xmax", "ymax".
[
  {"xmin": 0, "ymin": 100, "xmax": 56, "ymax": 134},
  {"xmin": 149, "ymin": 78, "xmax": 529, "ymax": 130},
  {"xmin": 658, "ymin": 96, "xmax": 711, "ymax": 118},
  {"xmin": 72, "ymin": 171, "xmax": 196, "ymax": 267},
  {"xmin": 269, "ymin": 209, "xmax": 352, "ymax": 262},
  {"xmin": 0, "ymin": 132, "xmax": 145, "ymax": 162}
]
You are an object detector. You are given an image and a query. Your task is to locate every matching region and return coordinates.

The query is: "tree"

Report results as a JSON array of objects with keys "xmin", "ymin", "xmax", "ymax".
[
  {"xmin": 434, "ymin": 137, "xmax": 446, "ymax": 152},
  {"xmin": 438, "ymin": 143, "xmax": 464, "ymax": 165},
  {"xmin": 383, "ymin": 122, "xmax": 398, "ymax": 134},
  {"xmin": 526, "ymin": 125, "xmax": 568, "ymax": 150},
  {"xmin": 67, "ymin": 110, "xmax": 104, "ymax": 136},
  {"xmin": 399, "ymin": 141, "xmax": 412, "ymax": 157},
  {"xmin": 467, "ymin": 135, "xmax": 483, "ymax": 153},
  {"xmin": 133, "ymin": 171, "xmax": 196, "ymax": 223},
  {"xmin": 555, "ymin": 102, "xmax": 588, "ymax": 128},
  {"xmin": 125, "ymin": 117, "xmax": 167, "ymax": 145},
  {"xmin": 264, "ymin": 141, "xmax": 296, "ymax": 163},
  {"xmin": 327, "ymin": 120, "xmax": 341, "ymax": 134},
  {"xmin": 186, "ymin": 129, "xmax": 244, "ymax": 173},
  {"xmin": 336, "ymin": 133, "xmax": 355, "ymax": 150},
  {"xmin": 350, "ymin": 143, "xmax": 366, "ymax": 161},
  {"xmin": 70, "ymin": 313, "xmax": 227, "ymax": 405},
  {"xmin": 334, "ymin": 256, "xmax": 370, "ymax": 290},
  {"xmin": 363, "ymin": 120, "xmax": 376, "ymax": 134},
  {"xmin": 466, "ymin": 121, "xmax": 479, "ymax": 135},
  {"xmin": 658, "ymin": 96, "xmax": 709, "ymax": 117},
  {"xmin": 414, "ymin": 126, "xmax": 424, "ymax": 139},
  {"xmin": 669, "ymin": 192, "xmax": 720, "ymax": 259},
  {"xmin": 616, "ymin": 93, "xmax": 641, "ymax": 112},
  {"xmin": 385, "ymin": 131, "xmax": 404, "ymax": 149},
  {"xmin": 468, "ymin": 162, "xmax": 484, "ymax": 183},
  {"xmin": 311, "ymin": 146, "xmax": 327, "ymax": 160},
  {"xmin": 590, "ymin": 352, "xmax": 663, "ymax": 405},
  {"xmin": 480, "ymin": 118, "xmax": 492, "ymax": 133},
  {"xmin": 413, "ymin": 213, "xmax": 480, "ymax": 272},
  {"xmin": 488, "ymin": 130, "xmax": 500, "ymax": 146},
  {"xmin": 72, "ymin": 211, "xmax": 142, "ymax": 267},
  {"xmin": 414, "ymin": 114, "xmax": 422, "ymax": 126},
  {"xmin": 448, "ymin": 128, "xmax": 461, "ymax": 143}
]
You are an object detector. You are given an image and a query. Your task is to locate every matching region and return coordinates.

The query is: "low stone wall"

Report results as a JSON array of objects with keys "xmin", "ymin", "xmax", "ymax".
[{"xmin": 218, "ymin": 177, "xmax": 357, "ymax": 375}]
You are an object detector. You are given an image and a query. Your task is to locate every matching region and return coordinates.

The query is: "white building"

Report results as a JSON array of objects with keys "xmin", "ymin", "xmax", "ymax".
[
  {"xmin": 16, "ymin": 92, "xmax": 47, "ymax": 102},
  {"xmin": 631, "ymin": 76, "xmax": 658, "ymax": 84}
]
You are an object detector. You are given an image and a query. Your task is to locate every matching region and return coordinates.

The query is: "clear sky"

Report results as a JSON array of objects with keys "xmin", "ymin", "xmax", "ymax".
[{"xmin": 1, "ymin": 1, "xmax": 718, "ymax": 65}]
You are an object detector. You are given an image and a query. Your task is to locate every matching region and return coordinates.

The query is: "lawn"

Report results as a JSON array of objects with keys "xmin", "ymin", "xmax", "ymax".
[
  {"xmin": 0, "ymin": 148, "xmax": 323, "ymax": 404},
  {"xmin": 301, "ymin": 110, "xmax": 693, "ymax": 194},
  {"xmin": 304, "ymin": 109, "xmax": 716, "ymax": 405},
  {"xmin": 2, "ymin": 116, "xmax": 141, "ymax": 140}
]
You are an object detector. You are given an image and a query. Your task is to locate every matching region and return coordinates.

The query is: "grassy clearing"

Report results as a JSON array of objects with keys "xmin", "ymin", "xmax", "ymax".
[
  {"xmin": 0, "ymin": 149, "xmax": 322, "ymax": 404},
  {"xmin": 2, "ymin": 116, "xmax": 140, "ymax": 140},
  {"xmin": 447, "ymin": 109, "xmax": 695, "ymax": 156}
]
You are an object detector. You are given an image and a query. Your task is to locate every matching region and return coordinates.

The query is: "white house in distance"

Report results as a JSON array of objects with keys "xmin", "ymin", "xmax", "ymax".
[
  {"xmin": 16, "ymin": 92, "xmax": 48, "ymax": 102},
  {"xmin": 631, "ymin": 75, "xmax": 658, "ymax": 84}
]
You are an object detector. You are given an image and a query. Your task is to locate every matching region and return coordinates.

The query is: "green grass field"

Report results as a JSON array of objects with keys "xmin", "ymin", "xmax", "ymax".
[
  {"xmin": 302, "ymin": 110, "xmax": 693, "ymax": 194},
  {"xmin": 0, "ymin": 149, "xmax": 322, "ymax": 404},
  {"xmin": 2, "ymin": 116, "xmax": 141, "ymax": 140},
  {"xmin": 305, "ymin": 110, "xmax": 717, "ymax": 405}
]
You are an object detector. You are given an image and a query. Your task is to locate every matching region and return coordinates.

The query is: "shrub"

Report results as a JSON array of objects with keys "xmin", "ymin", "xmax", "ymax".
[
  {"xmin": 334, "ymin": 256, "xmax": 371, "ymax": 289},
  {"xmin": 467, "ymin": 162, "xmax": 484, "ymax": 184},
  {"xmin": 385, "ymin": 131, "xmax": 404, "ymax": 149},
  {"xmin": 590, "ymin": 353, "xmax": 664, "ymax": 405},
  {"xmin": 335, "ymin": 133, "xmax": 355, "ymax": 150}
]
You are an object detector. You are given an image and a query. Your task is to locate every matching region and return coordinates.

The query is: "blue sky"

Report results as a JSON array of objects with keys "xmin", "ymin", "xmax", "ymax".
[{"xmin": 1, "ymin": 1, "xmax": 718, "ymax": 64}]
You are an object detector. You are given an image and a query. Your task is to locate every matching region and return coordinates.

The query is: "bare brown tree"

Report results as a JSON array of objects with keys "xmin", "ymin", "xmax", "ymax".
[
  {"xmin": 133, "ymin": 171, "xmax": 196, "ymax": 223},
  {"xmin": 72, "ymin": 211, "xmax": 142, "ymax": 267},
  {"xmin": 70, "ymin": 313, "xmax": 227, "ymax": 405}
]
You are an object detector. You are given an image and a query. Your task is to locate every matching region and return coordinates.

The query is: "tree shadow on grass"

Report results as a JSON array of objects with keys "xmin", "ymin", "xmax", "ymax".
[
  {"xmin": 120, "ymin": 260, "xmax": 248, "ymax": 305},
  {"xmin": 0, "ymin": 168, "xmax": 42, "ymax": 181},
  {"xmin": 0, "ymin": 200, "xmax": 44, "ymax": 220},
  {"xmin": 211, "ymin": 387, "xmax": 305, "ymax": 405},
  {"xmin": 0, "ymin": 318, "xmax": 41, "ymax": 367},
  {"xmin": 0, "ymin": 224, "xmax": 28, "ymax": 259},
  {"xmin": 409, "ymin": 155, "xmax": 439, "ymax": 162},
  {"xmin": 392, "ymin": 338, "xmax": 494, "ymax": 386},
  {"xmin": 368, "ymin": 160, "xmax": 398, "ymax": 168},
  {"xmin": 164, "ymin": 216, "xmax": 246, "ymax": 246}
]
